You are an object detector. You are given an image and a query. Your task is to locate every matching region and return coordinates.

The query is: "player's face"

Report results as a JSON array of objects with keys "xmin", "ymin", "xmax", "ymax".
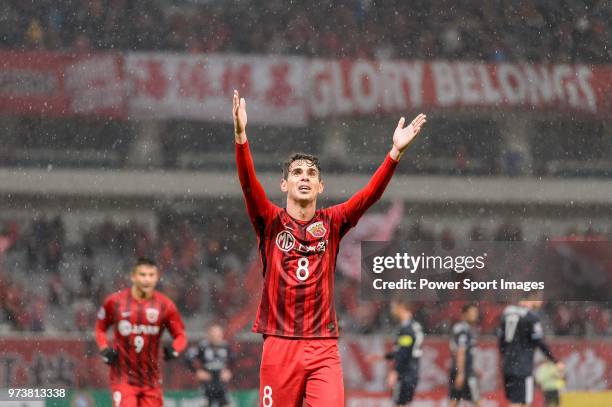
[
  {"xmin": 465, "ymin": 306, "xmax": 479, "ymax": 324},
  {"xmin": 390, "ymin": 302, "xmax": 409, "ymax": 320},
  {"xmin": 131, "ymin": 265, "xmax": 159, "ymax": 295},
  {"xmin": 281, "ymin": 160, "xmax": 324, "ymax": 203},
  {"xmin": 390, "ymin": 303, "xmax": 398, "ymax": 319},
  {"xmin": 208, "ymin": 325, "xmax": 224, "ymax": 344},
  {"xmin": 530, "ymin": 300, "xmax": 544, "ymax": 309}
]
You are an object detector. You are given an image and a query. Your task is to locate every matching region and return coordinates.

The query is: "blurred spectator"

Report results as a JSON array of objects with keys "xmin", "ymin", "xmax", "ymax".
[
  {"xmin": 29, "ymin": 295, "xmax": 46, "ymax": 331},
  {"xmin": 48, "ymin": 272, "xmax": 68, "ymax": 307},
  {"xmin": 80, "ymin": 259, "xmax": 96, "ymax": 298},
  {"xmin": 495, "ymin": 221, "xmax": 523, "ymax": 241},
  {"xmin": 468, "ymin": 226, "xmax": 487, "ymax": 241},
  {"xmin": 0, "ymin": 0, "xmax": 609, "ymax": 64},
  {"xmin": 73, "ymin": 297, "xmax": 95, "ymax": 332}
]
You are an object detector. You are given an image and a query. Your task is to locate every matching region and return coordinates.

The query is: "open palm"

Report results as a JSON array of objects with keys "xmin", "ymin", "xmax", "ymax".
[
  {"xmin": 393, "ymin": 113, "xmax": 427, "ymax": 152},
  {"xmin": 233, "ymin": 89, "xmax": 247, "ymax": 137}
]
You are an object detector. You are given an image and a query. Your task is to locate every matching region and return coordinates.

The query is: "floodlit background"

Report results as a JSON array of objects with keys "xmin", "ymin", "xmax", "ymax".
[{"xmin": 0, "ymin": 0, "xmax": 611, "ymax": 405}]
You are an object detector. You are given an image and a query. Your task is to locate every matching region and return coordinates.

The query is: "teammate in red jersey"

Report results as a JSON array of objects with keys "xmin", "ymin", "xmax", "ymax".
[
  {"xmin": 95, "ymin": 258, "xmax": 188, "ymax": 407},
  {"xmin": 232, "ymin": 90, "xmax": 427, "ymax": 407}
]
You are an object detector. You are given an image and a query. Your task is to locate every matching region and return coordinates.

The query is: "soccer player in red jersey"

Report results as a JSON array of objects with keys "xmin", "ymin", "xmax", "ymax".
[
  {"xmin": 95, "ymin": 258, "xmax": 188, "ymax": 407},
  {"xmin": 232, "ymin": 90, "xmax": 427, "ymax": 407}
]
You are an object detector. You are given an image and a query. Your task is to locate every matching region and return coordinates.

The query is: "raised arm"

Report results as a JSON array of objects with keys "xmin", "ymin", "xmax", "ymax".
[
  {"xmin": 233, "ymin": 90, "xmax": 275, "ymax": 222},
  {"xmin": 342, "ymin": 114, "xmax": 427, "ymax": 226}
]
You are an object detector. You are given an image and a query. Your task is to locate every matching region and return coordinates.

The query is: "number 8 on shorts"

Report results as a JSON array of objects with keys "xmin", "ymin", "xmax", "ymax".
[{"xmin": 262, "ymin": 385, "xmax": 273, "ymax": 407}]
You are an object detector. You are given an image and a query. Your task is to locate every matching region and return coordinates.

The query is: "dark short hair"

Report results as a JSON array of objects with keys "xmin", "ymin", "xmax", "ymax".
[
  {"xmin": 462, "ymin": 303, "xmax": 478, "ymax": 313},
  {"xmin": 282, "ymin": 153, "xmax": 321, "ymax": 180},
  {"xmin": 132, "ymin": 257, "xmax": 158, "ymax": 272},
  {"xmin": 391, "ymin": 298, "xmax": 413, "ymax": 311}
]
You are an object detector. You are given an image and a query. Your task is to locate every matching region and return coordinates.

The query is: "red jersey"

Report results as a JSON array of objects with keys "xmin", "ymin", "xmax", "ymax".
[
  {"xmin": 95, "ymin": 289, "xmax": 187, "ymax": 387},
  {"xmin": 236, "ymin": 141, "xmax": 398, "ymax": 338}
]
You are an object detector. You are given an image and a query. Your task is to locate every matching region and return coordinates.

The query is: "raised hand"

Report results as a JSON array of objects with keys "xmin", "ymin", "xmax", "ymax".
[
  {"xmin": 233, "ymin": 89, "xmax": 248, "ymax": 143},
  {"xmin": 390, "ymin": 113, "xmax": 427, "ymax": 160}
]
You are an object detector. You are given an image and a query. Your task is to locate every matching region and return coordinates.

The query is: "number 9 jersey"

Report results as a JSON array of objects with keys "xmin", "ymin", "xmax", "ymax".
[{"xmin": 95, "ymin": 289, "xmax": 187, "ymax": 387}]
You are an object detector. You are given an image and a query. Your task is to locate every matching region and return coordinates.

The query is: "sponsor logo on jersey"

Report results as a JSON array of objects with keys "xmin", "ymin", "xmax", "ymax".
[
  {"xmin": 145, "ymin": 308, "xmax": 159, "ymax": 323},
  {"xmin": 118, "ymin": 319, "xmax": 160, "ymax": 336},
  {"xmin": 307, "ymin": 221, "xmax": 327, "ymax": 238},
  {"xmin": 276, "ymin": 230, "xmax": 296, "ymax": 252},
  {"xmin": 296, "ymin": 239, "xmax": 328, "ymax": 254}
]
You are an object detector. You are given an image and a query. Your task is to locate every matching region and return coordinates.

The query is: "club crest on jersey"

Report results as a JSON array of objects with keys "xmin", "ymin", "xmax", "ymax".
[
  {"xmin": 146, "ymin": 308, "xmax": 159, "ymax": 323},
  {"xmin": 276, "ymin": 230, "xmax": 296, "ymax": 252},
  {"xmin": 306, "ymin": 221, "xmax": 327, "ymax": 238}
]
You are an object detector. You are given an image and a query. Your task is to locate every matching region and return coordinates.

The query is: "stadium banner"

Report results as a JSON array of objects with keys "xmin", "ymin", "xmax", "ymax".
[
  {"xmin": 0, "ymin": 389, "xmax": 606, "ymax": 406},
  {"xmin": 2, "ymin": 51, "xmax": 611, "ymax": 122},
  {"xmin": 345, "ymin": 391, "xmax": 612, "ymax": 406},
  {"xmin": 346, "ymin": 389, "xmax": 510, "ymax": 406},
  {"xmin": 63, "ymin": 53, "xmax": 127, "ymax": 118},
  {"xmin": 1, "ymin": 337, "xmax": 610, "ymax": 395},
  {"xmin": 337, "ymin": 202, "xmax": 404, "ymax": 280},
  {"xmin": 124, "ymin": 53, "xmax": 307, "ymax": 126},
  {"xmin": 124, "ymin": 54, "xmax": 612, "ymax": 122},
  {"xmin": 346, "ymin": 337, "xmax": 612, "ymax": 393},
  {"xmin": 309, "ymin": 59, "xmax": 612, "ymax": 118},
  {"xmin": 0, "ymin": 51, "xmax": 71, "ymax": 116},
  {"xmin": 0, "ymin": 51, "xmax": 126, "ymax": 118},
  {"xmin": 561, "ymin": 391, "xmax": 612, "ymax": 407}
]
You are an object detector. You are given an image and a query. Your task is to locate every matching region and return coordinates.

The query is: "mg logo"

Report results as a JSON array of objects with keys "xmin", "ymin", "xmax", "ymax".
[{"xmin": 276, "ymin": 230, "xmax": 295, "ymax": 252}]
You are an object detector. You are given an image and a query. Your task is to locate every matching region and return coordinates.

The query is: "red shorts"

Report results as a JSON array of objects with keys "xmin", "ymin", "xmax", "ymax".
[
  {"xmin": 111, "ymin": 383, "xmax": 163, "ymax": 407},
  {"xmin": 259, "ymin": 335, "xmax": 344, "ymax": 407}
]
